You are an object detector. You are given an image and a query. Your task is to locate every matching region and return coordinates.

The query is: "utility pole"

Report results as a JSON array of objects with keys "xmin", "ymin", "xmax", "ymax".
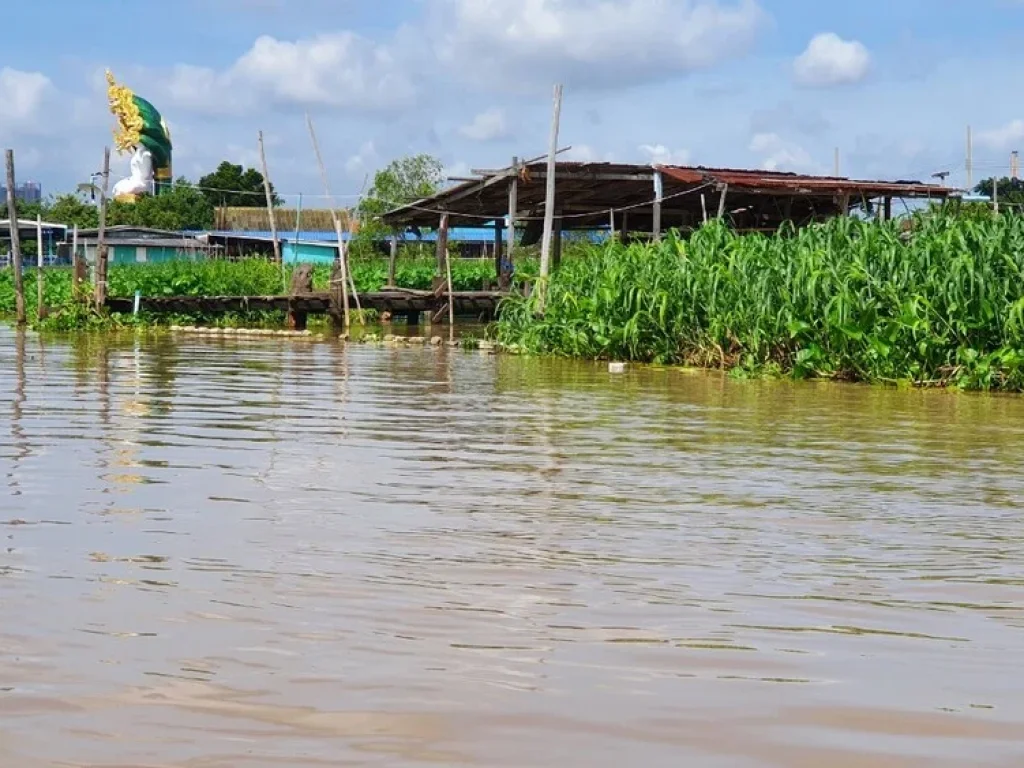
[
  {"xmin": 1011, "ymin": 150, "xmax": 1020, "ymax": 181},
  {"xmin": 834, "ymin": 147, "xmax": 840, "ymax": 177}
]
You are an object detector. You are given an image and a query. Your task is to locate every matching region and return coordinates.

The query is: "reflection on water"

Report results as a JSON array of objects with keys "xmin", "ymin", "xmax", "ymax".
[{"xmin": 2, "ymin": 327, "xmax": 1024, "ymax": 767}]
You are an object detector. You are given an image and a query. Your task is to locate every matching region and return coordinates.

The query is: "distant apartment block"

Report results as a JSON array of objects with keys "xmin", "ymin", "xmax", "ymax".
[{"xmin": 0, "ymin": 181, "xmax": 42, "ymax": 203}]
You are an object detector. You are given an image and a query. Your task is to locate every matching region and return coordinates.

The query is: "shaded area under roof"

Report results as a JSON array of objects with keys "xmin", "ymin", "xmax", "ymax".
[{"xmin": 383, "ymin": 162, "xmax": 954, "ymax": 234}]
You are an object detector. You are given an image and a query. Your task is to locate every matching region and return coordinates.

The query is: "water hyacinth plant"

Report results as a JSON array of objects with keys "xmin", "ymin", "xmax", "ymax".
[{"xmin": 495, "ymin": 212, "xmax": 1024, "ymax": 391}]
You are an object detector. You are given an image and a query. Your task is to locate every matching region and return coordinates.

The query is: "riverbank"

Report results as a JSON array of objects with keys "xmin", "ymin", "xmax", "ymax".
[{"xmin": 495, "ymin": 213, "xmax": 1024, "ymax": 392}]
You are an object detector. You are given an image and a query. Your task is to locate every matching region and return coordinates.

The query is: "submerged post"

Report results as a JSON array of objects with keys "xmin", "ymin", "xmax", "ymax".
[
  {"xmin": 5, "ymin": 150, "xmax": 26, "ymax": 326},
  {"xmin": 94, "ymin": 146, "xmax": 111, "ymax": 311},
  {"xmin": 537, "ymin": 84, "xmax": 564, "ymax": 312}
]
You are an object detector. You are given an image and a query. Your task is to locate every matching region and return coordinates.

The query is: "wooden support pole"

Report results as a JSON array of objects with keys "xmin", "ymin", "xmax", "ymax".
[
  {"xmin": 94, "ymin": 147, "xmax": 110, "ymax": 311},
  {"xmin": 5, "ymin": 150, "xmax": 25, "ymax": 326},
  {"xmin": 444, "ymin": 229, "xmax": 455, "ymax": 342},
  {"xmin": 717, "ymin": 183, "xmax": 729, "ymax": 220},
  {"xmin": 435, "ymin": 212, "xmax": 449, "ymax": 287},
  {"xmin": 306, "ymin": 113, "xmax": 353, "ymax": 330},
  {"xmin": 493, "ymin": 222, "xmax": 504, "ymax": 285},
  {"xmin": 537, "ymin": 83, "xmax": 564, "ymax": 312},
  {"xmin": 609, "ymin": 209, "xmax": 616, "ymax": 240},
  {"xmin": 652, "ymin": 169, "xmax": 663, "ymax": 241},
  {"xmin": 35, "ymin": 214, "xmax": 44, "ymax": 320},
  {"xmin": 552, "ymin": 210, "xmax": 563, "ymax": 270},
  {"xmin": 257, "ymin": 131, "xmax": 282, "ymax": 268},
  {"xmin": 71, "ymin": 224, "xmax": 84, "ymax": 302},
  {"xmin": 387, "ymin": 236, "xmax": 398, "ymax": 288},
  {"xmin": 503, "ymin": 156, "xmax": 518, "ymax": 290},
  {"xmin": 286, "ymin": 263, "xmax": 313, "ymax": 331},
  {"xmin": 884, "ymin": 196, "xmax": 892, "ymax": 221},
  {"xmin": 700, "ymin": 194, "xmax": 709, "ymax": 224}
]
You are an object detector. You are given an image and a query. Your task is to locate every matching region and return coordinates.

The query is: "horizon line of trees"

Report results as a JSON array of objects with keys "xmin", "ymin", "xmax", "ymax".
[{"xmin": 1, "ymin": 155, "xmax": 446, "ymax": 235}]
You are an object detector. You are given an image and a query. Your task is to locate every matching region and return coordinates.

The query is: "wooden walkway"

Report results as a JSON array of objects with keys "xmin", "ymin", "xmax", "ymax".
[{"xmin": 105, "ymin": 289, "xmax": 509, "ymax": 325}]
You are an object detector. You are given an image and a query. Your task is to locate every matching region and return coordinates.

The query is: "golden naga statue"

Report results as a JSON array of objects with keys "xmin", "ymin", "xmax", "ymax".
[{"xmin": 106, "ymin": 70, "xmax": 173, "ymax": 202}]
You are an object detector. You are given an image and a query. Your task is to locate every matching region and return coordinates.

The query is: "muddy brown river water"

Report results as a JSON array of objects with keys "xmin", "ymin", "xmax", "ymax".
[{"xmin": 1, "ymin": 328, "xmax": 1023, "ymax": 767}]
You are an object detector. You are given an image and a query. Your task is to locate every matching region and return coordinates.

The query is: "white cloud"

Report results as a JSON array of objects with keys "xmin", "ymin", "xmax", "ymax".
[
  {"xmin": 793, "ymin": 33, "xmax": 871, "ymax": 87},
  {"xmin": 158, "ymin": 32, "xmax": 417, "ymax": 115},
  {"xmin": 978, "ymin": 119, "xmax": 1024, "ymax": 149},
  {"xmin": 748, "ymin": 133, "xmax": 819, "ymax": 173},
  {"xmin": 639, "ymin": 144, "xmax": 691, "ymax": 165},
  {"xmin": 563, "ymin": 144, "xmax": 615, "ymax": 163},
  {"xmin": 459, "ymin": 108, "xmax": 508, "ymax": 142},
  {"xmin": 345, "ymin": 140, "xmax": 378, "ymax": 179},
  {"xmin": 435, "ymin": 0, "xmax": 765, "ymax": 88},
  {"xmin": 0, "ymin": 68, "xmax": 54, "ymax": 129}
]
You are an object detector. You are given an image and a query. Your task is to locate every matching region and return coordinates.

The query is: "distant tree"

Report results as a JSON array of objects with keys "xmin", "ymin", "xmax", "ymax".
[
  {"xmin": 198, "ymin": 161, "xmax": 280, "ymax": 208},
  {"xmin": 975, "ymin": 177, "xmax": 1024, "ymax": 208},
  {"xmin": 46, "ymin": 194, "xmax": 99, "ymax": 229},
  {"xmin": 357, "ymin": 154, "xmax": 444, "ymax": 234},
  {"xmin": 109, "ymin": 178, "xmax": 214, "ymax": 230}
]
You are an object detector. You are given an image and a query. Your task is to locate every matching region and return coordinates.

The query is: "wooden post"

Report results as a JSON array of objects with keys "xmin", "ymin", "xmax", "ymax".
[
  {"xmin": 444, "ymin": 234, "xmax": 455, "ymax": 343},
  {"xmin": 35, "ymin": 214, "xmax": 44, "ymax": 320},
  {"xmin": 257, "ymin": 131, "xmax": 282, "ymax": 268},
  {"xmin": 609, "ymin": 209, "xmax": 616, "ymax": 240},
  {"xmin": 717, "ymin": 183, "xmax": 729, "ymax": 220},
  {"xmin": 839, "ymin": 194, "xmax": 851, "ymax": 216},
  {"xmin": 286, "ymin": 263, "xmax": 313, "ymax": 330},
  {"xmin": 652, "ymin": 169, "xmax": 663, "ymax": 241},
  {"xmin": 883, "ymin": 196, "xmax": 892, "ymax": 221},
  {"xmin": 94, "ymin": 147, "xmax": 110, "ymax": 311},
  {"xmin": 493, "ymin": 222, "xmax": 503, "ymax": 285},
  {"xmin": 700, "ymin": 194, "xmax": 709, "ymax": 224},
  {"xmin": 507, "ymin": 156, "xmax": 518, "ymax": 262},
  {"xmin": 71, "ymin": 224, "xmax": 85, "ymax": 302},
  {"xmin": 552, "ymin": 210, "xmax": 563, "ymax": 270},
  {"xmin": 5, "ymin": 150, "xmax": 25, "ymax": 326},
  {"xmin": 435, "ymin": 212, "xmax": 449, "ymax": 288},
  {"xmin": 306, "ymin": 114, "xmax": 353, "ymax": 330},
  {"xmin": 387, "ymin": 236, "xmax": 398, "ymax": 288},
  {"xmin": 537, "ymin": 83, "xmax": 564, "ymax": 312}
]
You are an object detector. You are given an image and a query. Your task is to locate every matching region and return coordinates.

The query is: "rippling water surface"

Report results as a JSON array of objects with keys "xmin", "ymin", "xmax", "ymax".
[{"xmin": 2, "ymin": 328, "xmax": 1024, "ymax": 767}]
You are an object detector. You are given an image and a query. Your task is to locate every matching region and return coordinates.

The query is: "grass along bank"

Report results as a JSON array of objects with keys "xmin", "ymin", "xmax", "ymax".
[{"xmin": 494, "ymin": 213, "xmax": 1024, "ymax": 391}]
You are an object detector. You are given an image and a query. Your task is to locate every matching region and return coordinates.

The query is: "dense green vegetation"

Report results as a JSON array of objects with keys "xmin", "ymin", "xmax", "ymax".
[
  {"xmin": 495, "ymin": 212, "xmax": 1024, "ymax": 391},
  {"xmin": 0, "ymin": 256, "xmax": 539, "ymax": 330}
]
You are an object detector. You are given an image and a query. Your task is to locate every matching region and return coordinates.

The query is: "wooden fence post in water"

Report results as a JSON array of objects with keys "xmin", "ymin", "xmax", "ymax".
[
  {"xmin": 36, "ymin": 214, "xmax": 45, "ymax": 321},
  {"xmin": 435, "ymin": 212, "xmax": 449, "ymax": 291},
  {"xmin": 286, "ymin": 263, "xmax": 314, "ymax": 331},
  {"xmin": 4, "ymin": 149, "xmax": 26, "ymax": 326},
  {"xmin": 94, "ymin": 147, "xmax": 111, "ymax": 311}
]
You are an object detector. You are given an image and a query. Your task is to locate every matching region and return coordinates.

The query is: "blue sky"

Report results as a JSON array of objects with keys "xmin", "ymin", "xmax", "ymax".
[{"xmin": 2, "ymin": 0, "xmax": 1023, "ymax": 206}]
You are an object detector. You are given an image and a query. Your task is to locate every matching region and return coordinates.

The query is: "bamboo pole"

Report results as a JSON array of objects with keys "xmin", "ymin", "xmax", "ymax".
[
  {"xmin": 306, "ymin": 113, "xmax": 353, "ymax": 330},
  {"xmin": 35, "ymin": 214, "xmax": 44, "ymax": 320},
  {"xmin": 94, "ymin": 147, "xmax": 110, "ymax": 310},
  {"xmin": 537, "ymin": 84, "xmax": 564, "ymax": 313},
  {"xmin": 4, "ymin": 150, "xmax": 25, "ymax": 326},
  {"xmin": 71, "ymin": 223, "xmax": 81, "ymax": 301},
  {"xmin": 257, "ymin": 131, "xmax": 282, "ymax": 271},
  {"xmin": 505, "ymin": 155, "xmax": 518, "ymax": 282}
]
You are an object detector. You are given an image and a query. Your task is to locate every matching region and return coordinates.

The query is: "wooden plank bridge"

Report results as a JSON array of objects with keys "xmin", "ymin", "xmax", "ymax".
[{"xmin": 105, "ymin": 288, "xmax": 510, "ymax": 327}]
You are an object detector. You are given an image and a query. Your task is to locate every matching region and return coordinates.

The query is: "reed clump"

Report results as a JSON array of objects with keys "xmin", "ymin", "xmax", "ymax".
[{"xmin": 495, "ymin": 212, "xmax": 1024, "ymax": 391}]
